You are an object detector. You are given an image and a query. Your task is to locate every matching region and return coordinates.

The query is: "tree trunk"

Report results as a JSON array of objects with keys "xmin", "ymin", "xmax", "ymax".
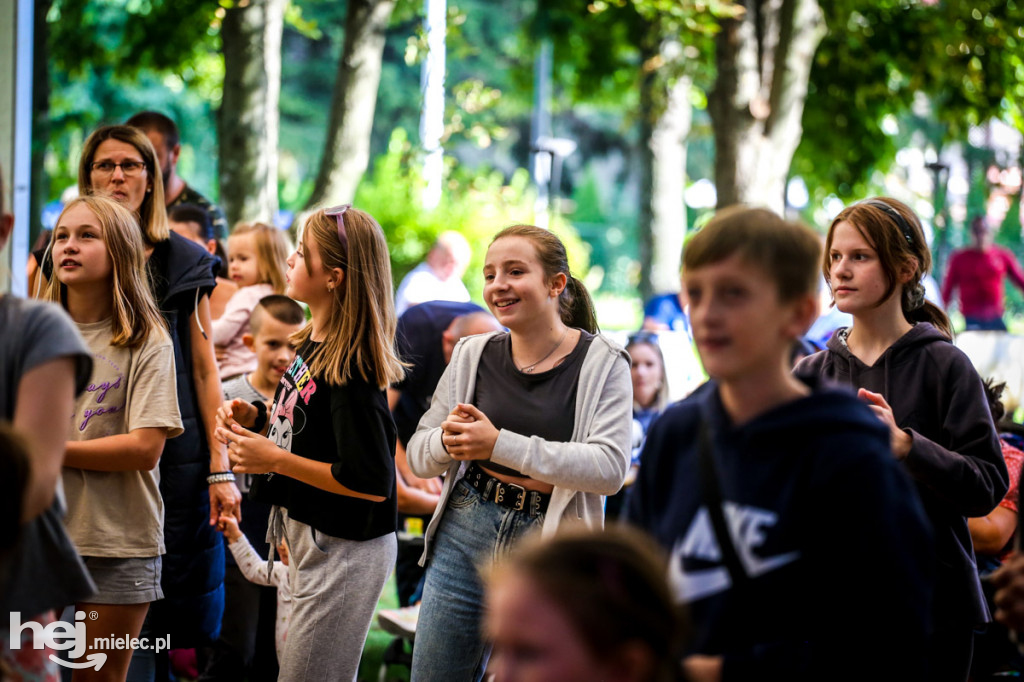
[
  {"xmin": 219, "ymin": 0, "xmax": 284, "ymax": 227},
  {"xmin": 305, "ymin": 0, "xmax": 396, "ymax": 209},
  {"xmin": 709, "ymin": 0, "xmax": 825, "ymax": 213},
  {"xmin": 638, "ymin": 41, "xmax": 692, "ymax": 299}
]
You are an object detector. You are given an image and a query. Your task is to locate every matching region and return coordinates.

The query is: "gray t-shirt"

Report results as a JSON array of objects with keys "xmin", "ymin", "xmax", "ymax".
[{"xmin": 0, "ymin": 296, "xmax": 95, "ymax": 615}]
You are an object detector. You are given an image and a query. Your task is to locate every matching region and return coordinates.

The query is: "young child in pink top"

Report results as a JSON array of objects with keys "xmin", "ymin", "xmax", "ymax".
[{"xmin": 213, "ymin": 222, "xmax": 290, "ymax": 379}]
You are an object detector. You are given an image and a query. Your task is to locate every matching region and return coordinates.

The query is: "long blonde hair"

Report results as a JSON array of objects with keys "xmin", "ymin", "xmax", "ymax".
[
  {"xmin": 293, "ymin": 208, "xmax": 405, "ymax": 388},
  {"xmin": 44, "ymin": 195, "xmax": 167, "ymax": 348},
  {"xmin": 78, "ymin": 125, "xmax": 169, "ymax": 245},
  {"xmin": 230, "ymin": 221, "xmax": 290, "ymax": 293}
]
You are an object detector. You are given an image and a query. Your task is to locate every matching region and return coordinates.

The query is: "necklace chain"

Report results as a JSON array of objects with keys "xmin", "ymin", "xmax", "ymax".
[{"xmin": 516, "ymin": 327, "xmax": 569, "ymax": 374}]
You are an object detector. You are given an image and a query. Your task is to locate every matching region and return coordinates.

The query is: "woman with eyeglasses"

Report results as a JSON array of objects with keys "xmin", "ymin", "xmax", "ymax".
[
  {"xmin": 33, "ymin": 125, "xmax": 238, "ymax": 674},
  {"xmin": 215, "ymin": 206, "xmax": 404, "ymax": 679}
]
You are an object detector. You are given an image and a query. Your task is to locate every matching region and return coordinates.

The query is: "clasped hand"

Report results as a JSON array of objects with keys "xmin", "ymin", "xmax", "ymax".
[
  {"xmin": 441, "ymin": 403, "xmax": 498, "ymax": 461},
  {"xmin": 215, "ymin": 398, "xmax": 281, "ymax": 475}
]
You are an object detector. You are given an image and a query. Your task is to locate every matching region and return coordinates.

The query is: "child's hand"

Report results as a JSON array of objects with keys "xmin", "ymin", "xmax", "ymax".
[
  {"xmin": 219, "ymin": 423, "xmax": 282, "ymax": 475},
  {"xmin": 216, "ymin": 514, "xmax": 242, "ymax": 543},
  {"xmin": 216, "ymin": 399, "xmax": 258, "ymax": 439},
  {"xmin": 441, "ymin": 404, "xmax": 499, "ymax": 461},
  {"xmin": 858, "ymin": 389, "xmax": 912, "ymax": 460}
]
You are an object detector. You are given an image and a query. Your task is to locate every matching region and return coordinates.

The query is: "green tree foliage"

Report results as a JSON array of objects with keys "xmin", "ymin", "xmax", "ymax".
[
  {"xmin": 794, "ymin": 0, "xmax": 1024, "ymax": 202},
  {"xmin": 356, "ymin": 129, "xmax": 589, "ymax": 300}
]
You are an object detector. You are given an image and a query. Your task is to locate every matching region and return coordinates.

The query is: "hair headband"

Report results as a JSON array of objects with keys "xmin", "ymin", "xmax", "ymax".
[{"xmin": 861, "ymin": 200, "xmax": 914, "ymax": 247}]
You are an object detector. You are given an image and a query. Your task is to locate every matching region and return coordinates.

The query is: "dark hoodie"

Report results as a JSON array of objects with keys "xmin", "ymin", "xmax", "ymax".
[
  {"xmin": 626, "ymin": 376, "xmax": 934, "ymax": 681},
  {"xmin": 796, "ymin": 322, "xmax": 1007, "ymax": 628}
]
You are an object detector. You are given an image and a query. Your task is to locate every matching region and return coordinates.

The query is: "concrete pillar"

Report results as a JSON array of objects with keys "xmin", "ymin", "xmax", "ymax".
[{"xmin": 0, "ymin": 0, "xmax": 34, "ymax": 295}]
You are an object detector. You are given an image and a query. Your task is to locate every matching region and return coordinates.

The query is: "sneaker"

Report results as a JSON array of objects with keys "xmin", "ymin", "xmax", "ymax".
[{"xmin": 377, "ymin": 603, "xmax": 419, "ymax": 640}]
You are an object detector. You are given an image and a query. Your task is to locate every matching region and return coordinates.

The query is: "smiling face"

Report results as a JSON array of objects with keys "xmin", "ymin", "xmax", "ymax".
[
  {"xmin": 486, "ymin": 573, "xmax": 612, "ymax": 682},
  {"xmin": 228, "ymin": 232, "xmax": 262, "ymax": 287},
  {"xmin": 249, "ymin": 315, "xmax": 302, "ymax": 390},
  {"xmin": 685, "ymin": 253, "xmax": 807, "ymax": 384},
  {"xmin": 90, "ymin": 139, "xmax": 151, "ymax": 213},
  {"xmin": 628, "ymin": 342, "xmax": 664, "ymax": 409},
  {"xmin": 483, "ymin": 236, "xmax": 564, "ymax": 331},
  {"xmin": 52, "ymin": 203, "xmax": 112, "ymax": 289},
  {"xmin": 828, "ymin": 220, "xmax": 904, "ymax": 317}
]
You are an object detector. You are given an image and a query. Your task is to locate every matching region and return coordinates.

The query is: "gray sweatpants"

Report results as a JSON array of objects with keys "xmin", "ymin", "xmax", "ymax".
[{"xmin": 277, "ymin": 510, "xmax": 397, "ymax": 682}]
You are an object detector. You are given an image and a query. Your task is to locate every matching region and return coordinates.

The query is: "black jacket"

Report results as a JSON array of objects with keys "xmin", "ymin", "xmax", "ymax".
[
  {"xmin": 796, "ymin": 322, "xmax": 1007, "ymax": 627},
  {"xmin": 147, "ymin": 233, "xmax": 224, "ymax": 646}
]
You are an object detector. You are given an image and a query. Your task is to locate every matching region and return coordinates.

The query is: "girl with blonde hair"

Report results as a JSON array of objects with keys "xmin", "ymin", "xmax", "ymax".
[
  {"xmin": 45, "ymin": 194, "xmax": 182, "ymax": 682},
  {"xmin": 216, "ymin": 205, "xmax": 405, "ymax": 679},
  {"xmin": 212, "ymin": 221, "xmax": 290, "ymax": 379}
]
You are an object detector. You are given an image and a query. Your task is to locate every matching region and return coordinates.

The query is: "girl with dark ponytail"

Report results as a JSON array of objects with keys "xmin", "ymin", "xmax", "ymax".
[
  {"xmin": 796, "ymin": 197, "xmax": 1006, "ymax": 682},
  {"xmin": 406, "ymin": 224, "xmax": 633, "ymax": 681}
]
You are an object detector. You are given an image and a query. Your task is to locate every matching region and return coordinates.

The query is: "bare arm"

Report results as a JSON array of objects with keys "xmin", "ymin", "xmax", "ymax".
[
  {"xmin": 220, "ymin": 423, "xmax": 386, "ymax": 502},
  {"xmin": 190, "ymin": 294, "xmax": 242, "ymax": 521},
  {"xmin": 395, "ymin": 467, "xmax": 440, "ymax": 516},
  {"xmin": 969, "ymin": 506, "xmax": 1018, "ymax": 555},
  {"xmin": 14, "ymin": 357, "xmax": 76, "ymax": 521},
  {"xmin": 63, "ymin": 428, "xmax": 167, "ymax": 471},
  {"xmin": 388, "ymin": 387, "xmax": 443, "ymax": 494},
  {"xmin": 276, "ymin": 453, "xmax": 387, "ymax": 502}
]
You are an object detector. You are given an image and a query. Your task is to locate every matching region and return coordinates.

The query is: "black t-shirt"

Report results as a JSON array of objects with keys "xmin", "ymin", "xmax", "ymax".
[
  {"xmin": 250, "ymin": 339, "xmax": 397, "ymax": 541},
  {"xmin": 474, "ymin": 331, "xmax": 593, "ymax": 477},
  {"xmin": 393, "ymin": 300, "xmax": 486, "ymax": 445}
]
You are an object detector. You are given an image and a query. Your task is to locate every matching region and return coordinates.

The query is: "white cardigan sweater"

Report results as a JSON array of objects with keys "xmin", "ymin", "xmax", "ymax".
[{"xmin": 407, "ymin": 331, "xmax": 633, "ymax": 565}]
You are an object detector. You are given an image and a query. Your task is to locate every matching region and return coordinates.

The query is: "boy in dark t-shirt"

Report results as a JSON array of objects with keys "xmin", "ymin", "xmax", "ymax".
[{"xmin": 625, "ymin": 207, "xmax": 934, "ymax": 682}]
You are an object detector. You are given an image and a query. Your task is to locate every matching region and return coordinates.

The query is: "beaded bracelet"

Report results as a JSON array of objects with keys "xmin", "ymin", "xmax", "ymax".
[{"xmin": 207, "ymin": 472, "xmax": 236, "ymax": 485}]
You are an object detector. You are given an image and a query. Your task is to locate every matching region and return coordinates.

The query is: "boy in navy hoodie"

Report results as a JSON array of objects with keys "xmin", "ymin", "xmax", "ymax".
[{"xmin": 626, "ymin": 206, "xmax": 934, "ymax": 682}]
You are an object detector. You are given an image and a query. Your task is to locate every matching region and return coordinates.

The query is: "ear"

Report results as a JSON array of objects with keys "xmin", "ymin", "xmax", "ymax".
[
  {"xmin": 205, "ymin": 239, "xmax": 218, "ymax": 255},
  {"xmin": 170, "ymin": 143, "xmax": 181, "ymax": 165},
  {"xmin": 242, "ymin": 333, "xmax": 255, "ymax": 351},
  {"xmin": 784, "ymin": 293, "xmax": 819, "ymax": 339},
  {"xmin": 549, "ymin": 272, "xmax": 567, "ymax": 298},
  {"xmin": 897, "ymin": 257, "xmax": 918, "ymax": 285},
  {"xmin": 327, "ymin": 267, "xmax": 345, "ymax": 292},
  {"xmin": 604, "ymin": 641, "xmax": 655, "ymax": 682}
]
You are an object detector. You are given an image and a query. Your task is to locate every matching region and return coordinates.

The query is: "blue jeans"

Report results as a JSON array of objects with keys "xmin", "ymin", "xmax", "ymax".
[
  {"xmin": 965, "ymin": 316, "xmax": 1007, "ymax": 331},
  {"xmin": 410, "ymin": 478, "xmax": 545, "ymax": 682}
]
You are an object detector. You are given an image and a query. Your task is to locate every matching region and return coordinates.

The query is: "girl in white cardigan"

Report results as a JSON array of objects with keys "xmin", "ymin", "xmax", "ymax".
[{"xmin": 407, "ymin": 225, "xmax": 633, "ymax": 681}]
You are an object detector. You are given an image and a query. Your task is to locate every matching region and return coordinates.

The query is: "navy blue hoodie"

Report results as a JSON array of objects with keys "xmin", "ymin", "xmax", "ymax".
[
  {"xmin": 626, "ymin": 376, "xmax": 934, "ymax": 681},
  {"xmin": 797, "ymin": 322, "xmax": 1007, "ymax": 628}
]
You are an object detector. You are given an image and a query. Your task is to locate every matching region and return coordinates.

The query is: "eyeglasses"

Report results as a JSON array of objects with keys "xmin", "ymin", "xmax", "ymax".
[
  {"xmin": 324, "ymin": 204, "xmax": 351, "ymax": 253},
  {"xmin": 91, "ymin": 160, "xmax": 146, "ymax": 177}
]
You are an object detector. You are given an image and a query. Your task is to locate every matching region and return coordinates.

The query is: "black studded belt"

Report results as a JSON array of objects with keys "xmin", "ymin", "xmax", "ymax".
[{"xmin": 464, "ymin": 463, "xmax": 550, "ymax": 516}]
